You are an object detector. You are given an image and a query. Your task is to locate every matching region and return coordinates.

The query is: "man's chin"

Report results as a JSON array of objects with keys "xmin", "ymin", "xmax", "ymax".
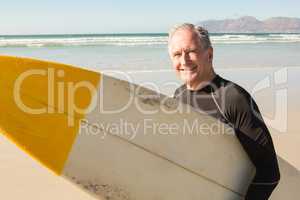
[{"xmin": 179, "ymin": 72, "xmax": 198, "ymax": 84}]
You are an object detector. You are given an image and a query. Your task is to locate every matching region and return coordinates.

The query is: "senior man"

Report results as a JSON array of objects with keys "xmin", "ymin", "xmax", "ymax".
[{"xmin": 168, "ymin": 23, "xmax": 280, "ymax": 200}]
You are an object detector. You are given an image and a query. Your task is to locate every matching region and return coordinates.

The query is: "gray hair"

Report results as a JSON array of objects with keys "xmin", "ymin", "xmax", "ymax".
[{"xmin": 168, "ymin": 23, "xmax": 212, "ymax": 50}]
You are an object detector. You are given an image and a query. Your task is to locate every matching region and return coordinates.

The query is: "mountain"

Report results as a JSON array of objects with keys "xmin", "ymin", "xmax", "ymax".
[{"xmin": 198, "ymin": 16, "xmax": 300, "ymax": 33}]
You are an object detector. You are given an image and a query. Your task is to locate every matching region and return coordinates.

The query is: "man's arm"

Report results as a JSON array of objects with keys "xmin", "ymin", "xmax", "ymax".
[{"xmin": 225, "ymin": 85, "xmax": 280, "ymax": 200}]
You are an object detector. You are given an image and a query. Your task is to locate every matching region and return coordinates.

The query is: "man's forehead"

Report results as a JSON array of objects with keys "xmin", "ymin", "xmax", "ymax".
[
  {"xmin": 171, "ymin": 28, "xmax": 196, "ymax": 40},
  {"xmin": 169, "ymin": 29, "xmax": 200, "ymax": 50}
]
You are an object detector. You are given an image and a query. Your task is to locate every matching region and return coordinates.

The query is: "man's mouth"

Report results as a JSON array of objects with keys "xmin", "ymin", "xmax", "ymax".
[{"xmin": 178, "ymin": 65, "xmax": 197, "ymax": 71}]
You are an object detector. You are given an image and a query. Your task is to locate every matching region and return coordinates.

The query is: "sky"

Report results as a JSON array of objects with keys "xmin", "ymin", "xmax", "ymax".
[{"xmin": 1, "ymin": 0, "xmax": 300, "ymax": 34}]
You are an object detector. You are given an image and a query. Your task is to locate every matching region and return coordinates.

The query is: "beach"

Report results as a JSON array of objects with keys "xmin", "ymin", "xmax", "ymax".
[{"xmin": 0, "ymin": 33, "xmax": 299, "ymax": 199}]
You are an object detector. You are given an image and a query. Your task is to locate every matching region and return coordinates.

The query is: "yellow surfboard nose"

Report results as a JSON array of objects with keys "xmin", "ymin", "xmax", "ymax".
[{"xmin": 0, "ymin": 55, "xmax": 100, "ymax": 174}]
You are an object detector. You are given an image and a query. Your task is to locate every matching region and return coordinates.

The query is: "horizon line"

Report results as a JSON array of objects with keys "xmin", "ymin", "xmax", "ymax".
[{"xmin": 1, "ymin": 32, "xmax": 300, "ymax": 36}]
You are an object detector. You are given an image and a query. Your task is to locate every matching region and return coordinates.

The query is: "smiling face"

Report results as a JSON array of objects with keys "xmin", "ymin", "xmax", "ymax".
[{"xmin": 168, "ymin": 28, "xmax": 214, "ymax": 90}]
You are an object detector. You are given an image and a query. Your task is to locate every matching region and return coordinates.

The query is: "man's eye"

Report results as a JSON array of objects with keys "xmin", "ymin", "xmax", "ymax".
[
  {"xmin": 173, "ymin": 53, "xmax": 180, "ymax": 57},
  {"xmin": 188, "ymin": 50, "xmax": 198, "ymax": 56}
]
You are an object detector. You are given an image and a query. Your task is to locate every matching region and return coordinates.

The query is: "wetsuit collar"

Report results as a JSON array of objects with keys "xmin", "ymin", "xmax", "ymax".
[{"xmin": 187, "ymin": 74, "xmax": 221, "ymax": 93}]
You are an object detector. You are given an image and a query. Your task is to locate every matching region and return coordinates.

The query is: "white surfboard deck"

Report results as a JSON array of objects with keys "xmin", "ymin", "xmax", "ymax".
[{"xmin": 0, "ymin": 55, "xmax": 299, "ymax": 200}]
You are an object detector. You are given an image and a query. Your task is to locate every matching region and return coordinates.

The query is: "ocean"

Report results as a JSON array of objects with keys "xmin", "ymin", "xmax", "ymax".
[{"xmin": 1, "ymin": 33, "xmax": 300, "ymax": 71}]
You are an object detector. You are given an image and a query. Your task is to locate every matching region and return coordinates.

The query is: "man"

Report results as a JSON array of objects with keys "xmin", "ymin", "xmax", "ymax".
[{"xmin": 168, "ymin": 23, "xmax": 280, "ymax": 200}]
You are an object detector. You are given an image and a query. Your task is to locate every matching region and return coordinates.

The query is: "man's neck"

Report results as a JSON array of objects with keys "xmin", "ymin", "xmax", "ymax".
[{"xmin": 186, "ymin": 71, "xmax": 216, "ymax": 91}]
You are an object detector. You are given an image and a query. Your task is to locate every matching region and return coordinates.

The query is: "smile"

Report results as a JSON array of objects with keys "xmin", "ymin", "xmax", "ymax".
[{"xmin": 179, "ymin": 65, "xmax": 197, "ymax": 71}]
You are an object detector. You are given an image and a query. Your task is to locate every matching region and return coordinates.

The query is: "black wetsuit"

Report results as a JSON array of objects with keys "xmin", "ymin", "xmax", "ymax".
[{"xmin": 174, "ymin": 74, "xmax": 280, "ymax": 200}]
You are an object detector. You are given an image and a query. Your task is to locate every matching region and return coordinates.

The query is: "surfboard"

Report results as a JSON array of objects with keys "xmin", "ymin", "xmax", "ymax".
[{"xmin": 0, "ymin": 55, "xmax": 299, "ymax": 200}]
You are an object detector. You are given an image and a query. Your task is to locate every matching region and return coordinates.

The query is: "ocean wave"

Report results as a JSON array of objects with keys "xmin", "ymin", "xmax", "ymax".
[
  {"xmin": 211, "ymin": 34, "xmax": 300, "ymax": 43},
  {"xmin": 0, "ymin": 34, "xmax": 300, "ymax": 47},
  {"xmin": 0, "ymin": 36, "xmax": 168, "ymax": 47}
]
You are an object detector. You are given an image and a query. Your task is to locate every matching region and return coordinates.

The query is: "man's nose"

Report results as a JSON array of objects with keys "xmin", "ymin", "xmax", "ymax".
[{"xmin": 180, "ymin": 52, "xmax": 189, "ymax": 65}]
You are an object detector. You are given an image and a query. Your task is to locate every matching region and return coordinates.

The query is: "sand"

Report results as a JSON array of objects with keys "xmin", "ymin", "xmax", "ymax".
[{"xmin": 0, "ymin": 134, "xmax": 98, "ymax": 200}]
